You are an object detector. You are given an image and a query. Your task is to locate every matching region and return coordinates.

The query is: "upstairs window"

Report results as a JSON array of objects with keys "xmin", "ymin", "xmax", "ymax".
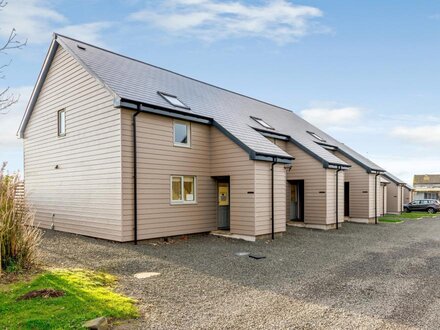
[
  {"xmin": 58, "ymin": 109, "xmax": 66, "ymax": 136},
  {"xmin": 171, "ymin": 176, "xmax": 196, "ymax": 204},
  {"xmin": 251, "ymin": 116, "xmax": 274, "ymax": 130},
  {"xmin": 307, "ymin": 131, "xmax": 325, "ymax": 142},
  {"xmin": 158, "ymin": 92, "xmax": 189, "ymax": 109},
  {"xmin": 174, "ymin": 120, "xmax": 191, "ymax": 147}
]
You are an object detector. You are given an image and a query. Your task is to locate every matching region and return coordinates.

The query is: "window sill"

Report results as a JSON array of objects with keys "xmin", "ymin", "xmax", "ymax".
[
  {"xmin": 173, "ymin": 143, "xmax": 191, "ymax": 148},
  {"xmin": 170, "ymin": 201, "xmax": 197, "ymax": 205}
]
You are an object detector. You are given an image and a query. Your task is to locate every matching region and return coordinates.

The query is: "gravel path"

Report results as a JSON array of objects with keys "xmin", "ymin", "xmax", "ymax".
[{"xmin": 39, "ymin": 217, "xmax": 440, "ymax": 329}]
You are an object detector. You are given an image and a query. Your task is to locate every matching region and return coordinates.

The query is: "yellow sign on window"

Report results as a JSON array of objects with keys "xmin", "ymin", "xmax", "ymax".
[{"xmin": 218, "ymin": 184, "xmax": 229, "ymax": 206}]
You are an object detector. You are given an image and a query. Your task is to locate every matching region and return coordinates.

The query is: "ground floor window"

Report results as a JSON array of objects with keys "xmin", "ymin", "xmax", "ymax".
[
  {"xmin": 424, "ymin": 192, "xmax": 439, "ymax": 199},
  {"xmin": 171, "ymin": 176, "xmax": 196, "ymax": 204}
]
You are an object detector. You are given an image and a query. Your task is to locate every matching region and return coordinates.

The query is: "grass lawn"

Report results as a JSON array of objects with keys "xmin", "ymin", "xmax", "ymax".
[
  {"xmin": 0, "ymin": 269, "xmax": 139, "ymax": 329},
  {"xmin": 379, "ymin": 212, "xmax": 438, "ymax": 223}
]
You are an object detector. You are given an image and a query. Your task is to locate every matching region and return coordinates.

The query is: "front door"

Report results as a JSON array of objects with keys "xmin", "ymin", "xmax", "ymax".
[
  {"xmin": 217, "ymin": 181, "xmax": 230, "ymax": 229},
  {"xmin": 344, "ymin": 182, "xmax": 350, "ymax": 217},
  {"xmin": 290, "ymin": 180, "xmax": 304, "ymax": 221}
]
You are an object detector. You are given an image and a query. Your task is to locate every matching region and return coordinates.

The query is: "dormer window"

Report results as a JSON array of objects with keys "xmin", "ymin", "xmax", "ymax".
[
  {"xmin": 158, "ymin": 92, "xmax": 189, "ymax": 109},
  {"xmin": 251, "ymin": 116, "xmax": 274, "ymax": 130},
  {"xmin": 307, "ymin": 131, "xmax": 326, "ymax": 142}
]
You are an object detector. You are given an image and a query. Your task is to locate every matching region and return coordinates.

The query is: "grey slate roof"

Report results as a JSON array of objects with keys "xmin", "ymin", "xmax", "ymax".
[
  {"xmin": 21, "ymin": 34, "xmax": 387, "ymax": 171},
  {"xmin": 382, "ymin": 172, "xmax": 406, "ymax": 185}
]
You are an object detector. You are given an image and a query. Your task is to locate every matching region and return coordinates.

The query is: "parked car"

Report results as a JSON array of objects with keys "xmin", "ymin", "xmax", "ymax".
[{"xmin": 404, "ymin": 199, "xmax": 440, "ymax": 213}]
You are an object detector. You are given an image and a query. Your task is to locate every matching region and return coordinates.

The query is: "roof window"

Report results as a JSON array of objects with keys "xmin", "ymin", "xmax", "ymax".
[
  {"xmin": 158, "ymin": 92, "xmax": 189, "ymax": 109},
  {"xmin": 77, "ymin": 45, "xmax": 86, "ymax": 50},
  {"xmin": 307, "ymin": 131, "xmax": 326, "ymax": 142},
  {"xmin": 251, "ymin": 116, "xmax": 274, "ymax": 130}
]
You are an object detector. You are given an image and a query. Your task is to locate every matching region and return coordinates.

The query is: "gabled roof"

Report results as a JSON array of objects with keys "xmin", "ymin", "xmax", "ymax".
[
  {"xmin": 19, "ymin": 34, "xmax": 386, "ymax": 171},
  {"xmin": 413, "ymin": 174, "xmax": 440, "ymax": 185},
  {"xmin": 382, "ymin": 172, "xmax": 406, "ymax": 185}
]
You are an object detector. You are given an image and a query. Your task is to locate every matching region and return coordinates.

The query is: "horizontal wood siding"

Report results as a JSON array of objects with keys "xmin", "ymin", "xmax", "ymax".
[
  {"xmin": 387, "ymin": 183, "xmax": 402, "ymax": 214},
  {"xmin": 326, "ymin": 169, "xmax": 345, "ymax": 224},
  {"xmin": 254, "ymin": 162, "xmax": 286, "ymax": 235},
  {"xmin": 23, "ymin": 46, "xmax": 122, "ymax": 241},
  {"xmin": 335, "ymin": 153, "xmax": 370, "ymax": 219},
  {"xmin": 121, "ymin": 110, "xmax": 216, "ymax": 241},
  {"xmin": 379, "ymin": 184, "xmax": 387, "ymax": 215},
  {"xmin": 210, "ymin": 127, "xmax": 256, "ymax": 236},
  {"xmin": 285, "ymin": 143, "xmax": 327, "ymax": 224}
]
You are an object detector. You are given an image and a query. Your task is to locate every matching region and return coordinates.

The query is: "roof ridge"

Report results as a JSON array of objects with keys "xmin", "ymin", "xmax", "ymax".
[{"xmin": 54, "ymin": 33, "xmax": 293, "ymax": 113}]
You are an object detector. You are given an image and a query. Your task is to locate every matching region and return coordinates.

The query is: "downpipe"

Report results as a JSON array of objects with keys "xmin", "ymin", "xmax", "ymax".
[
  {"xmin": 271, "ymin": 157, "xmax": 278, "ymax": 240},
  {"xmin": 132, "ymin": 110, "xmax": 140, "ymax": 245},
  {"xmin": 374, "ymin": 173, "xmax": 380, "ymax": 224},
  {"xmin": 335, "ymin": 167, "xmax": 343, "ymax": 229}
]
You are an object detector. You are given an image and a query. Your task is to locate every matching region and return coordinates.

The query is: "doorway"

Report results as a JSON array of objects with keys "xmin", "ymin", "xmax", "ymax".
[
  {"xmin": 216, "ymin": 178, "xmax": 230, "ymax": 230},
  {"xmin": 290, "ymin": 180, "xmax": 304, "ymax": 221},
  {"xmin": 344, "ymin": 182, "xmax": 350, "ymax": 217}
]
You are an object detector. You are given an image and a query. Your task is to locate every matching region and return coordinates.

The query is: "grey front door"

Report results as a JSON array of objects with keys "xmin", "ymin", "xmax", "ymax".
[{"xmin": 217, "ymin": 182, "xmax": 230, "ymax": 229}]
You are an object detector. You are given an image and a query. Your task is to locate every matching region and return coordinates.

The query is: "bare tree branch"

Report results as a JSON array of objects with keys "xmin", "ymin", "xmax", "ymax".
[{"xmin": 0, "ymin": 1, "xmax": 26, "ymax": 114}]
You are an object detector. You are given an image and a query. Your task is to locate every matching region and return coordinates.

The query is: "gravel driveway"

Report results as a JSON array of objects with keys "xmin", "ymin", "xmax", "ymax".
[{"xmin": 39, "ymin": 217, "xmax": 440, "ymax": 329}]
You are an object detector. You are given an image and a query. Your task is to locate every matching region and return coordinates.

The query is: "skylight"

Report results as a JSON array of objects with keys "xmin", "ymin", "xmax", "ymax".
[
  {"xmin": 158, "ymin": 92, "xmax": 189, "ymax": 109},
  {"xmin": 251, "ymin": 116, "xmax": 274, "ymax": 130},
  {"xmin": 307, "ymin": 131, "xmax": 326, "ymax": 142}
]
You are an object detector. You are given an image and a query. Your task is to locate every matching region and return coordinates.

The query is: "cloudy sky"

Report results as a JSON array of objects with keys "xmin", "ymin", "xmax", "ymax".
[{"xmin": 0, "ymin": 0, "xmax": 439, "ymax": 183}]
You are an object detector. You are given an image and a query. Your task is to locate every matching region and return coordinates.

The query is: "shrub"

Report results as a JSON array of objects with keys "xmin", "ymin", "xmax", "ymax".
[{"xmin": 0, "ymin": 161, "xmax": 42, "ymax": 274}]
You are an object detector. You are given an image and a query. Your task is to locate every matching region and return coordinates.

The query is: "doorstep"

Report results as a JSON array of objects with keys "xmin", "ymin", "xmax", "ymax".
[
  {"xmin": 210, "ymin": 230, "xmax": 256, "ymax": 242},
  {"xmin": 287, "ymin": 221, "xmax": 340, "ymax": 230}
]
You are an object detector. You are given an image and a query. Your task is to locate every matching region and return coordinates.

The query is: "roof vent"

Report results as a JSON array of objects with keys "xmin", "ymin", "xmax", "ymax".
[{"xmin": 77, "ymin": 45, "xmax": 86, "ymax": 50}]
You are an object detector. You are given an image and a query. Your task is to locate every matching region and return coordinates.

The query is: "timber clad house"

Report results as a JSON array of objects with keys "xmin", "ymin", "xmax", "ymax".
[
  {"xmin": 18, "ymin": 34, "xmax": 408, "ymax": 242},
  {"xmin": 382, "ymin": 172, "xmax": 407, "ymax": 215}
]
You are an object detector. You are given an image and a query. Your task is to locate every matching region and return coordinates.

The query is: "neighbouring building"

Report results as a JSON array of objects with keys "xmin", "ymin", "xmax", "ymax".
[
  {"xmin": 413, "ymin": 174, "xmax": 440, "ymax": 200},
  {"xmin": 403, "ymin": 184, "xmax": 414, "ymax": 204},
  {"xmin": 379, "ymin": 177, "xmax": 390, "ymax": 216},
  {"xmin": 18, "ymin": 34, "xmax": 388, "ymax": 242},
  {"xmin": 382, "ymin": 172, "xmax": 405, "ymax": 214}
]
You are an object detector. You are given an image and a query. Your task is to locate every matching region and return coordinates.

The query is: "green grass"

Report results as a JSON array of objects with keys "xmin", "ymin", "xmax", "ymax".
[
  {"xmin": 379, "ymin": 212, "xmax": 438, "ymax": 223},
  {"xmin": 0, "ymin": 269, "xmax": 139, "ymax": 329}
]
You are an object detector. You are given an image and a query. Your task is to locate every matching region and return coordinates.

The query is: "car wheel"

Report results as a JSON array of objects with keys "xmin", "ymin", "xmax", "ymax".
[
  {"xmin": 427, "ymin": 208, "xmax": 435, "ymax": 214},
  {"xmin": 404, "ymin": 207, "xmax": 410, "ymax": 213}
]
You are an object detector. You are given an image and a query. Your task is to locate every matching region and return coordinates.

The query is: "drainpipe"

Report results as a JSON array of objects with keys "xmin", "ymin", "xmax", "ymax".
[
  {"xmin": 383, "ymin": 184, "xmax": 385, "ymax": 215},
  {"xmin": 132, "ymin": 110, "xmax": 140, "ymax": 245},
  {"xmin": 271, "ymin": 157, "xmax": 278, "ymax": 240},
  {"xmin": 335, "ymin": 167, "xmax": 343, "ymax": 229},
  {"xmin": 374, "ymin": 173, "xmax": 380, "ymax": 224}
]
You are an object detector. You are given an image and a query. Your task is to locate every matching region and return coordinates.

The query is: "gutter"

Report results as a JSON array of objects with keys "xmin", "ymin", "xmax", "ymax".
[{"xmin": 132, "ymin": 110, "xmax": 140, "ymax": 245}]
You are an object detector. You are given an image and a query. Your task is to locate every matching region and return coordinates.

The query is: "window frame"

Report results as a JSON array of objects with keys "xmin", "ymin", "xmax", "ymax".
[
  {"xmin": 173, "ymin": 120, "xmax": 191, "ymax": 148},
  {"xmin": 250, "ymin": 116, "xmax": 274, "ymax": 130},
  {"xmin": 170, "ymin": 175, "xmax": 197, "ymax": 205},
  {"xmin": 158, "ymin": 91, "xmax": 190, "ymax": 109},
  {"xmin": 57, "ymin": 109, "xmax": 66, "ymax": 137},
  {"xmin": 307, "ymin": 131, "xmax": 326, "ymax": 142}
]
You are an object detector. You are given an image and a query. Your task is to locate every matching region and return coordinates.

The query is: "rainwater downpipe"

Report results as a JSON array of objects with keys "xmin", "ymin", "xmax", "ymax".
[
  {"xmin": 374, "ymin": 173, "xmax": 380, "ymax": 224},
  {"xmin": 335, "ymin": 167, "xmax": 343, "ymax": 229},
  {"xmin": 271, "ymin": 157, "xmax": 278, "ymax": 240},
  {"xmin": 132, "ymin": 110, "xmax": 140, "ymax": 245}
]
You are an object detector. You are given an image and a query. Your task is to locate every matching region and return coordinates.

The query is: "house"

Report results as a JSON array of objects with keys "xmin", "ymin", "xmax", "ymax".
[
  {"xmin": 18, "ymin": 34, "xmax": 386, "ymax": 242},
  {"xmin": 379, "ymin": 177, "xmax": 390, "ymax": 216},
  {"xmin": 382, "ymin": 172, "xmax": 405, "ymax": 214},
  {"xmin": 403, "ymin": 184, "xmax": 414, "ymax": 204},
  {"xmin": 413, "ymin": 175, "xmax": 440, "ymax": 201}
]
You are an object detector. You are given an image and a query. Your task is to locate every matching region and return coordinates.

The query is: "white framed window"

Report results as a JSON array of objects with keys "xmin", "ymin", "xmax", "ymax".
[
  {"xmin": 173, "ymin": 120, "xmax": 191, "ymax": 147},
  {"xmin": 171, "ymin": 176, "xmax": 196, "ymax": 204},
  {"xmin": 58, "ymin": 109, "xmax": 66, "ymax": 136},
  {"xmin": 158, "ymin": 92, "xmax": 189, "ymax": 109},
  {"xmin": 250, "ymin": 116, "xmax": 274, "ymax": 130}
]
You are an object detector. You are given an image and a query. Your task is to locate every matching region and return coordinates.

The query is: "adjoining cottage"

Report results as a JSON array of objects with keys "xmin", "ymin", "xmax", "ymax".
[
  {"xmin": 403, "ymin": 184, "xmax": 414, "ymax": 204},
  {"xmin": 413, "ymin": 174, "xmax": 440, "ymax": 200},
  {"xmin": 379, "ymin": 177, "xmax": 390, "ymax": 216},
  {"xmin": 18, "ymin": 34, "xmax": 388, "ymax": 242},
  {"xmin": 382, "ymin": 172, "xmax": 406, "ymax": 214}
]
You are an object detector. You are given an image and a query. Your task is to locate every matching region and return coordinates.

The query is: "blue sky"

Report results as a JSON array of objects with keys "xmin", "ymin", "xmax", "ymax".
[{"xmin": 1, "ymin": 0, "xmax": 439, "ymax": 183}]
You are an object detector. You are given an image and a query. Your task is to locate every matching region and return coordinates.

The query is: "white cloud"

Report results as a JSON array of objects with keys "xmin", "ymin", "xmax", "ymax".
[
  {"xmin": 391, "ymin": 125, "xmax": 440, "ymax": 145},
  {"xmin": 0, "ymin": 86, "xmax": 32, "ymax": 150},
  {"xmin": 300, "ymin": 107, "xmax": 364, "ymax": 129},
  {"xmin": 0, "ymin": 0, "xmax": 112, "ymax": 45},
  {"xmin": 129, "ymin": 0, "xmax": 327, "ymax": 44}
]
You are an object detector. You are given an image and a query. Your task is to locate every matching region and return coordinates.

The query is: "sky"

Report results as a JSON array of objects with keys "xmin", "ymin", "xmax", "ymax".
[{"xmin": 0, "ymin": 0, "xmax": 439, "ymax": 184}]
